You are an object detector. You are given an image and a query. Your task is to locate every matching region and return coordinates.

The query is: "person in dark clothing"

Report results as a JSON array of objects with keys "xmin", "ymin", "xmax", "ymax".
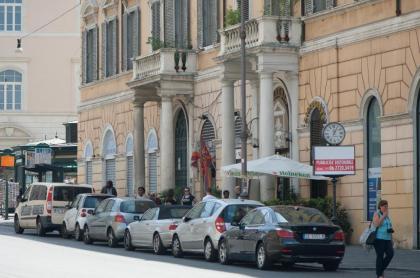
[
  {"xmin": 164, "ymin": 189, "xmax": 177, "ymax": 205},
  {"xmin": 101, "ymin": 180, "xmax": 117, "ymax": 196},
  {"xmin": 223, "ymin": 190, "xmax": 230, "ymax": 199},
  {"xmin": 180, "ymin": 187, "xmax": 195, "ymax": 206}
]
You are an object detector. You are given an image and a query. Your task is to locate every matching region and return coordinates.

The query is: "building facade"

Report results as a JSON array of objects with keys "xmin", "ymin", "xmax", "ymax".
[
  {"xmin": 78, "ymin": 0, "xmax": 420, "ymax": 248},
  {"xmin": 0, "ymin": 0, "xmax": 80, "ymax": 149}
]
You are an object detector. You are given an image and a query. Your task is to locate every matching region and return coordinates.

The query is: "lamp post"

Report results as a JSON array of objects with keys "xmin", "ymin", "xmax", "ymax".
[{"xmin": 240, "ymin": 0, "xmax": 248, "ymax": 197}]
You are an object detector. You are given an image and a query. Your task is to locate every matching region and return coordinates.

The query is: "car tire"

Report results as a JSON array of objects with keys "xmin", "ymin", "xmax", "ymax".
[
  {"xmin": 204, "ymin": 238, "xmax": 217, "ymax": 262},
  {"xmin": 107, "ymin": 228, "xmax": 118, "ymax": 248},
  {"xmin": 323, "ymin": 261, "xmax": 340, "ymax": 271},
  {"xmin": 14, "ymin": 216, "xmax": 24, "ymax": 234},
  {"xmin": 153, "ymin": 233, "xmax": 164, "ymax": 255},
  {"xmin": 36, "ymin": 218, "xmax": 45, "ymax": 237},
  {"xmin": 61, "ymin": 223, "xmax": 70, "ymax": 239},
  {"xmin": 218, "ymin": 239, "xmax": 231, "ymax": 265},
  {"xmin": 83, "ymin": 226, "xmax": 92, "ymax": 244},
  {"xmin": 171, "ymin": 235, "xmax": 183, "ymax": 258},
  {"xmin": 256, "ymin": 243, "xmax": 271, "ymax": 270},
  {"xmin": 124, "ymin": 230, "xmax": 134, "ymax": 251},
  {"xmin": 74, "ymin": 224, "xmax": 83, "ymax": 241}
]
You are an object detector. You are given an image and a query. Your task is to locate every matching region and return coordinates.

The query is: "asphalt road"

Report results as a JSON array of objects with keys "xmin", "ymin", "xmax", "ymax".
[{"xmin": 0, "ymin": 224, "xmax": 416, "ymax": 278}]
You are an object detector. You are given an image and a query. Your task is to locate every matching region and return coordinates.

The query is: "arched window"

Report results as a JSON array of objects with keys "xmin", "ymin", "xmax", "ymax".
[
  {"xmin": 366, "ymin": 98, "xmax": 381, "ymax": 220},
  {"xmin": 0, "ymin": 70, "xmax": 22, "ymax": 111},
  {"xmin": 200, "ymin": 118, "xmax": 216, "ymax": 191},
  {"xmin": 126, "ymin": 135, "xmax": 134, "ymax": 196},
  {"xmin": 84, "ymin": 141, "xmax": 93, "ymax": 185},
  {"xmin": 103, "ymin": 128, "xmax": 116, "ymax": 186},
  {"xmin": 310, "ymin": 107, "xmax": 327, "ymax": 198},
  {"xmin": 175, "ymin": 110, "xmax": 188, "ymax": 188},
  {"xmin": 147, "ymin": 129, "xmax": 158, "ymax": 193}
]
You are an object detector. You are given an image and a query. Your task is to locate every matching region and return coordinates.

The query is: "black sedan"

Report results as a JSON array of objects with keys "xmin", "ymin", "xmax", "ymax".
[{"xmin": 218, "ymin": 205, "xmax": 345, "ymax": 271}]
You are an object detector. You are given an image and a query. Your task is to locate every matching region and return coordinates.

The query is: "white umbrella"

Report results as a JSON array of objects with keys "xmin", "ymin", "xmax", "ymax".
[{"xmin": 221, "ymin": 154, "xmax": 329, "ymax": 180}]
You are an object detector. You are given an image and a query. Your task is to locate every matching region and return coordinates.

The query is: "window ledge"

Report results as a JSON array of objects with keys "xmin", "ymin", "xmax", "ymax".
[
  {"xmin": 81, "ymin": 70, "xmax": 132, "ymax": 89},
  {"xmin": 198, "ymin": 43, "xmax": 220, "ymax": 54}
]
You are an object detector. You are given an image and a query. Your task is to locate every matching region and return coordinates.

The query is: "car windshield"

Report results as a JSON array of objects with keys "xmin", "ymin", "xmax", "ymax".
[
  {"xmin": 223, "ymin": 205, "xmax": 260, "ymax": 223},
  {"xmin": 53, "ymin": 187, "xmax": 92, "ymax": 202},
  {"xmin": 159, "ymin": 207, "xmax": 190, "ymax": 219},
  {"xmin": 120, "ymin": 200, "xmax": 156, "ymax": 214},
  {"xmin": 273, "ymin": 206, "xmax": 331, "ymax": 225},
  {"xmin": 83, "ymin": 196, "xmax": 110, "ymax": 208}
]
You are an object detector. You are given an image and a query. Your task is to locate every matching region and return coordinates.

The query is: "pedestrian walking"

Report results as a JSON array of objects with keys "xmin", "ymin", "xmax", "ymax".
[
  {"xmin": 223, "ymin": 190, "xmax": 230, "ymax": 199},
  {"xmin": 101, "ymin": 180, "xmax": 117, "ymax": 196},
  {"xmin": 202, "ymin": 189, "xmax": 216, "ymax": 201},
  {"xmin": 373, "ymin": 200, "xmax": 394, "ymax": 278},
  {"xmin": 164, "ymin": 189, "xmax": 177, "ymax": 205},
  {"xmin": 136, "ymin": 186, "xmax": 147, "ymax": 198},
  {"xmin": 234, "ymin": 185, "xmax": 242, "ymax": 199},
  {"xmin": 180, "ymin": 187, "xmax": 195, "ymax": 206}
]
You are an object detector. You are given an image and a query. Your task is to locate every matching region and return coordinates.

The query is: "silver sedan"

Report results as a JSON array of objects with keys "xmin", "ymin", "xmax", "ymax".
[
  {"xmin": 83, "ymin": 197, "xmax": 156, "ymax": 247},
  {"xmin": 124, "ymin": 205, "xmax": 191, "ymax": 254}
]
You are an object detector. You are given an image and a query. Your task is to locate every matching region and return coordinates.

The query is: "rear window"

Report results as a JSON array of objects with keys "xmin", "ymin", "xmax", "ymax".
[
  {"xmin": 159, "ymin": 207, "xmax": 190, "ymax": 219},
  {"xmin": 53, "ymin": 186, "xmax": 92, "ymax": 202},
  {"xmin": 83, "ymin": 196, "xmax": 110, "ymax": 208},
  {"xmin": 120, "ymin": 200, "xmax": 156, "ymax": 214},
  {"xmin": 273, "ymin": 207, "xmax": 330, "ymax": 225},
  {"xmin": 222, "ymin": 205, "xmax": 260, "ymax": 223}
]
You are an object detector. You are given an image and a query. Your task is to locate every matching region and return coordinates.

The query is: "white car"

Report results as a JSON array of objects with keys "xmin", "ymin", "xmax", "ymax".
[
  {"xmin": 171, "ymin": 199, "xmax": 263, "ymax": 261},
  {"xmin": 124, "ymin": 205, "xmax": 191, "ymax": 254},
  {"xmin": 62, "ymin": 193, "xmax": 112, "ymax": 240},
  {"xmin": 14, "ymin": 183, "xmax": 93, "ymax": 236}
]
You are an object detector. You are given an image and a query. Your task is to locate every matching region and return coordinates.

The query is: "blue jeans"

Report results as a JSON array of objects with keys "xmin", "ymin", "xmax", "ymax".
[{"xmin": 374, "ymin": 239, "xmax": 394, "ymax": 277}]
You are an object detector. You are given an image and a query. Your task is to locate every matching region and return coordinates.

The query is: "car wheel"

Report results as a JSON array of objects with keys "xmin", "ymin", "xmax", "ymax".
[
  {"xmin": 14, "ymin": 216, "xmax": 24, "ymax": 234},
  {"xmin": 36, "ymin": 218, "xmax": 45, "ymax": 237},
  {"xmin": 61, "ymin": 223, "xmax": 70, "ymax": 239},
  {"xmin": 107, "ymin": 228, "xmax": 118, "ymax": 248},
  {"xmin": 256, "ymin": 243, "xmax": 271, "ymax": 270},
  {"xmin": 124, "ymin": 230, "xmax": 134, "ymax": 251},
  {"xmin": 204, "ymin": 238, "xmax": 217, "ymax": 262},
  {"xmin": 83, "ymin": 226, "xmax": 92, "ymax": 244},
  {"xmin": 218, "ymin": 239, "xmax": 231, "ymax": 265},
  {"xmin": 153, "ymin": 233, "xmax": 164, "ymax": 255},
  {"xmin": 74, "ymin": 224, "xmax": 83, "ymax": 241},
  {"xmin": 171, "ymin": 235, "xmax": 183, "ymax": 258},
  {"xmin": 323, "ymin": 261, "xmax": 340, "ymax": 271}
]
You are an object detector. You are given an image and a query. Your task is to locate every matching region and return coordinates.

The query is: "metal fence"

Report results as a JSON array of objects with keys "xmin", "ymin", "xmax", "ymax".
[{"xmin": 0, "ymin": 180, "xmax": 20, "ymax": 216}]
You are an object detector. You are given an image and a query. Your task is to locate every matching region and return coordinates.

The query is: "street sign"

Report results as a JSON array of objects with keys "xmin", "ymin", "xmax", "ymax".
[
  {"xmin": 313, "ymin": 146, "xmax": 355, "ymax": 176},
  {"xmin": 1, "ymin": 155, "xmax": 14, "ymax": 167}
]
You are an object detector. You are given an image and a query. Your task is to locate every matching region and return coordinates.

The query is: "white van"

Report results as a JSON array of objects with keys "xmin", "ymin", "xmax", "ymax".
[{"xmin": 14, "ymin": 183, "xmax": 93, "ymax": 236}]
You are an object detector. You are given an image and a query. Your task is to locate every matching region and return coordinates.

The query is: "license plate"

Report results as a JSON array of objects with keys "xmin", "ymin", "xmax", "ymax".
[
  {"xmin": 303, "ymin": 233, "xmax": 325, "ymax": 240},
  {"xmin": 53, "ymin": 207, "xmax": 65, "ymax": 214}
]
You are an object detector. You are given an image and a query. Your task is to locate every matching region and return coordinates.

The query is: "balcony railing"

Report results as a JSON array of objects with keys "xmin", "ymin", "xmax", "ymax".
[
  {"xmin": 132, "ymin": 48, "xmax": 197, "ymax": 81},
  {"xmin": 219, "ymin": 16, "xmax": 301, "ymax": 56}
]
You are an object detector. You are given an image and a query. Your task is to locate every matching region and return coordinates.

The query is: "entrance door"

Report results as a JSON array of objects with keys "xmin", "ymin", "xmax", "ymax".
[{"xmin": 175, "ymin": 111, "xmax": 188, "ymax": 188}]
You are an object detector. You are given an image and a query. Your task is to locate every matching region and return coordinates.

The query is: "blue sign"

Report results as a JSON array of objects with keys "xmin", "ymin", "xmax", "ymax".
[{"xmin": 367, "ymin": 168, "xmax": 381, "ymax": 220}]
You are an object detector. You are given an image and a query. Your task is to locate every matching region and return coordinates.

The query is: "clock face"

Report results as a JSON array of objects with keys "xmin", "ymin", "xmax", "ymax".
[{"xmin": 323, "ymin": 122, "xmax": 346, "ymax": 145}]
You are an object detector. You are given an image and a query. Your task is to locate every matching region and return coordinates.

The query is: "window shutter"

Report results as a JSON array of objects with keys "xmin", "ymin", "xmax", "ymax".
[
  {"xmin": 133, "ymin": 8, "xmax": 140, "ymax": 57},
  {"xmin": 326, "ymin": 0, "xmax": 335, "ymax": 9},
  {"xmin": 148, "ymin": 152, "xmax": 158, "ymax": 193},
  {"xmin": 122, "ymin": 12, "xmax": 128, "ymax": 71},
  {"xmin": 112, "ymin": 18, "xmax": 118, "ymax": 76},
  {"xmin": 164, "ymin": 0, "xmax": 175, "ymax": 47},
  {"xmin": 101, "ymin": 22, "xmax": 107, "ymax": 78},
  {"xmin": 82, "ymin": 30, "xmax": 87, "ymax": 84},
  {"xmin": 127, "ymin": 156, "xmax": 134, "ymax": 196},
  {"xmin": 181, "ymin": 0, "xmax": 189, "ymax": 48},
  {"xmin": 105, "ymin": 159, "xmax": 116, "ymax": 186},
  {"xmin": 237, "ymin": 0, "xmax": 249, "ymax": 21},
  {"xmin": 86, "ymin": 161, "xmax": 92, "ymax": 185},
  {"xmin": 197, "ymin": 0, "xmax": 203, "ymax": 47},
  {"xmin": 209, "ymin": 0, "xmax": 218, "ymax": 45},
  {"xmin": 152, "ymin": 2, "xmax": 161, "ymax": 41},
  {"xmin": 304, "ymin": 0, "xmax": 313, "ymax": 16},
  {"xmin": 92, "ymin": 26, "xmax": 99, "ymax": 81}
]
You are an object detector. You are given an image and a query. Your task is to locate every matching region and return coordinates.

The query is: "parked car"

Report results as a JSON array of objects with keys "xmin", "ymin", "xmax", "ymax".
[
  {"xmin": 14, "ymin": 183, "xmax": 93, "ymax": 236},
  {"xmin": 83, "ymin": 197, "xmax": 156, "ymax": 247},
  {"xmin": 171, "ymin": 199, "xmax": 263, "ymax": 261},
  {"xmin": 218, "ymin": 205, "xmax": 346, "ymax": 271},
  {"xmin": 61, "ymin": 193, "xmax": 113, "ymax": 240},
  {"xmin": 124, "ymin": 205, "xmax": 191, "ymax": 254}
]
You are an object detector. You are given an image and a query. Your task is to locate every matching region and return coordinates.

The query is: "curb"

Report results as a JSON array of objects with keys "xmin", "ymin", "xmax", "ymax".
[{"xmin": 340, "ymin": 267, "xmax": 420, "ymax": 273}]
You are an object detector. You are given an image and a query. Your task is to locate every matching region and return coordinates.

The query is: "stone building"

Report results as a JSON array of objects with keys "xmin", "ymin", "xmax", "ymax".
[{"xmin": 78, "ymin": 0, "xmax": 420, "ymax": 248}]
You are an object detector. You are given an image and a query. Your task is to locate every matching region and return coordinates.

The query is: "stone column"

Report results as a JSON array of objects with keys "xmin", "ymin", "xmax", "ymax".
[
  {"xmin": 221, "ymin": 79, "xmax": 236, "ymax": 195},
  {"xmin": 259, "ymin": 72, "xmax": 275, "ymax": 201},
  {"xmin": 249, "ymin": 80, "xmax": 260, "ymax": 200},
  {"xmin": 133, "ymin": 102, "xmax": 145, "ymax": 194},
  {"xmin": 160, "ymin": 96, "xmax": 175, "ymax": 192}
]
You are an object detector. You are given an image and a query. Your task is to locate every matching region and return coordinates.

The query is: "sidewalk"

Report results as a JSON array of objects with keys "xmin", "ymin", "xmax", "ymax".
[
  {"xmin": 341, "ymin": 245, "xmax": 420, "ymax": 272},
  {"xmin": 0, "ymin": 214, "xmax": 14, "ymax": 226}
]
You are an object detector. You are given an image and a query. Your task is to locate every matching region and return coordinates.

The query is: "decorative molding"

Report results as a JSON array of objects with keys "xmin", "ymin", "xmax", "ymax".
[
  {"xmin": 194, "ymin": 66, "xmax": 221, "ymax": 82},
  {"xmin": 301, "ymin": 10, "xmax": 420, "ymax": 54},
  {"xmin": 78, "ymin": 90, "xmax": 134, "ymax": 112},
  {"xmin": 0, "ymin": 57, "xmax": 30, "ymax": 63},
  {"xmin": 303, "ymin": 97, "xmax": 329, "ymax": 125}
]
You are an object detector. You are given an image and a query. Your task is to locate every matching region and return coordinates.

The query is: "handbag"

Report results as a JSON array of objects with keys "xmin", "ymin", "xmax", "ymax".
[{"xmin": 360, "ymin": 221, "xmax": 377, "ymax": 246}]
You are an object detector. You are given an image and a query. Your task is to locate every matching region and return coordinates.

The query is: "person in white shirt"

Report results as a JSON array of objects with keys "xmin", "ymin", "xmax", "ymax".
[{"xmin": 202, "ymin": 189, "xmax": 216, "ymax": 201}]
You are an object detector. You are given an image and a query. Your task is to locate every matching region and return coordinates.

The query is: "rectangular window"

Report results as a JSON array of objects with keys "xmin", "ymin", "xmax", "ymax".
[
  {"xmin": 6, "ymin": 84, "xmax": 13, "ymax": 110},
  {"xmin": 14, "ymin": 84, "xmax": 20, "ymax": 110},
  {"xmin": 14, "ymin": 5, "xmax": 20, "ymax": 30},
  {"xmin": 105, "ymin": 19, "xmax": 117, "ymax": 77},
  {"xmin": 0, "ymin": 0, "xmax": 21, "ymax": 31},
  {"xmin": 0, "ymin": 84, "xmax": 4, "ymax": 110},
  {"xmin": 126, "ymin": 11, "xmax": 134, "ymax": 70},
  {"xmin": 6, "ymin": 6, "xmax": 12, "ymax": 30},
  {"xmin": 86, "ymin": 28, "xmax": 95, "ymax": 83},
  {"xmin": 313, "ymin": 0, "xmax": 327, "ymax": 13},
  {"xmin": 0, "ymin": 6, "xmax": 5, "ymax": 31}
]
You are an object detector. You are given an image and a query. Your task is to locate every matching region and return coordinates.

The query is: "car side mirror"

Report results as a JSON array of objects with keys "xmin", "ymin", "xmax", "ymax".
[{"xmin": 183, "ymin": 216, "xmax": 191, "ymax": 223}]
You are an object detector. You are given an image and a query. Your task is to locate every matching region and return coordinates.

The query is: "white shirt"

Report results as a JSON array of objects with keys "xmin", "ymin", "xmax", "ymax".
[{"xmin": 202, "ymin": 194, "xmax": 216, "ymax": 202}]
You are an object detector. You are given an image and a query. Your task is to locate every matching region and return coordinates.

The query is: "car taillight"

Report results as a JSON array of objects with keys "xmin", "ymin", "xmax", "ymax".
[
  {"xmin": 46, "ymin": 187, "xmax": 53, "ymax": 214},
  {"xmin": 114, "ymin": 214, "xmax": 126, "ymax": 223},
  {"xmin": 215, "ymin": 217, "xmax": 226, "ymax": 233},
  {"xmin": 333, "ymin": 230, "xmax": 345, "ymax": 242},
  {"xmin": 169, "ymin": 223, "xmax": 178, "ymax": 231},
  {"xmin": 276, "ymin": 228, "xmax": 295, "ymax": 239},
  {"xmin": 80, "ymin": 209, "xmax": 87, "ymax": 217}
]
